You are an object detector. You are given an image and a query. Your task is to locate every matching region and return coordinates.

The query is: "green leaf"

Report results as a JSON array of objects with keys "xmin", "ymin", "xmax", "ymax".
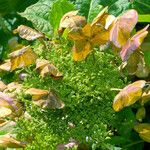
[
  {"xmin": 138, "ymin": 15, "xmax": 150, "ymax": 22},
  {"xmin": 87, "ymin": 0, "xmax": 103, "ymax": 22},
  {"xmin": 132, "ymin": 0, "xmax": 150, "ymax": 14},
  {"xmin": 20, "ymin": 0, "xmax": 56, "ymax": 37},
  {"xmin": 0, "ymin": 0, "xmax": 38, "ymax": 15},
  {"xmin": 49, "ymin": 0, "xmax": 75, "ymax": 36}
]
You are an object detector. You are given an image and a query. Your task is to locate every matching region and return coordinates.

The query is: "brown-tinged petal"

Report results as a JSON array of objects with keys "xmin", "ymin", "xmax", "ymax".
[
  {"xmin": 0, "ymin": 81, "xmax": 7, "ymax": 92},
  {"xmin": 13, "ymin": 25, "xmax": 44, "ymax": 41},
  {"xmin": 36, "ymin": 59, "xmax": 50, "ymax": 71},
  {"xmin": 25, "ymin": 88, "xmax": 49, "ymax": 101},
  {"xmin": 0, "ymin": 60, "xmax": 11, "ymax": 72},
  {"xmin": 0, "ymin": 135, "xmax": 26, "ymax": 148}
]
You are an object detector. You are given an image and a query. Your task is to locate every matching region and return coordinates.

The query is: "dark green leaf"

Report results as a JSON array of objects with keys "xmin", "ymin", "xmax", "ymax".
[{"xmin": 20, "ymin": 0, "xmax": 56, "ymax": 37}]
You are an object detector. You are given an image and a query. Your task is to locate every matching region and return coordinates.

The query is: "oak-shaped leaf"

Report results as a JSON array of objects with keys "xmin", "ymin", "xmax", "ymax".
[
  {"xmin": 134, "ymin": 123, "xmax": 150, "ymax": 143},
  {"xmin": 110, "ymin": 9, "xmax": 138, "ymax": 48},
  {"xmin": 58, "ymin": 11, "xmax": 86, "ymax": 34},
  {"xmin": 113, "ymin": 80, "xmax": 146, "ymax": 112},
  {"xmin": 33, "ymin": 90, "xmax": 65, "ymax": 109},
  {"xmin": 9, "ymin": 45, "xmax": 37, "ymax": 71},
  {"xmin": 36, "ymin": 59, "xmax": 63, "ymax": 79},
  {"xmin": 120, "ymin": 25, "xmax": 149, "ymax": 61},
  {"xmin": 13, "ymin": 25, "xmax": 44, "ymax": 41},
  {"xmin": 25, "ymin": 88, "xmax": 49, "ymax": 101},
  {"xmin": 0, "ymin": 135, "xmax": 26, "ymax": 148}
]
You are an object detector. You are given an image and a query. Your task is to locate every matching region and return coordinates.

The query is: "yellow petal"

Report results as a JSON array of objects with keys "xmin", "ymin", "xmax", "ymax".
[
  {"xmin": 0, "ymin": 81, "xmax": 7, "ymax": 92},
  {"xmin": 36, "ymin": 59, "xmax": 50, "ymax": 71},
  {"xmin": 113, "ymin": 80, "xmax": 146, "ymax": 111},
  {"xmin": 73, "ymin": 41, "xmax": 92, "ymax": 61},
  {"xmin": 9, "ymin": 46, "xmax": 37, "ymax": 71},
  {"xmin": 0, "ymin": 107, "xmax": 12, "ymax": 118},
  {"xmin": 134, "ymin": 123, "xmax": 150, "ymax": 143}
]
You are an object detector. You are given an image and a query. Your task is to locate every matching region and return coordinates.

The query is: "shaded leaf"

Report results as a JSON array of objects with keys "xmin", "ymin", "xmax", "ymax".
[
  {"xmin": 120, "ymin": 25, "xmax": 149, "ymax": 61},
  {"xmin": 110, "ymin": 9, "xmax": 138, "ymax": 48},
  {"xmin": 25, "ymin": 88, "xmax": 49, "ymax": 101},
  {"xmin": 9, "ymin": 46, "xmax": 37, "ymax": 71},
  {"xmin": 13, "ymin": 25, "xmax": 44, "ymax": 41},
  {"xmin": 134, "ymin": 123, "xmax": 150, "ymax": 143},
  {"xmin": 113, "ymin": 80, "xmax": 146, "ymax": 111},
  {"xmin": 136, "ymin": 107, "xmax": 146, "ymax": 122}
]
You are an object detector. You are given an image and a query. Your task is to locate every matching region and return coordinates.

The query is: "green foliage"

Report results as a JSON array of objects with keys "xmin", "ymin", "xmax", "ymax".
[
  {"xmin": 138, "ymin": 15, "xmax": 150, "ymax": 22},
  {"xmin": 132, "ymin": 0, "xmax": 150, "ymax": 14},
  {"xmin": 49, "ymin": 0, "xmax": 75, "ymax": 36},
  {"xmin": 20, "ymin": 0, "xmax": 56, "ymax": 37},
  {"xmin": 0, "ymin": 0, "xmax": 38, "ymax": 15},
  {"xmin": 15, "ymin": 42, "xmax": 125, "ymax": 149},
  {"xmin": 87, "ymin": 0, "xmax": 103, "ymax": 22}
]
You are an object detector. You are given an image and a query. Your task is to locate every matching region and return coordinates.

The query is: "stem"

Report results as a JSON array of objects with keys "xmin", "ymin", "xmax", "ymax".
[
  {"xmin": 110, "ymin": 88, "xmax": 122, "ymax": 91},
  {"xmin": 123, "ymin": 140, "xmax": 144, "ymax": 148}
]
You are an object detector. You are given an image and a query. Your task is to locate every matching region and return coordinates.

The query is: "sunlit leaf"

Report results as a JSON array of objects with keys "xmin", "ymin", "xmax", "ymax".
[
  {"xmin": 113, "ymin": 80, "xmax": 146, "ymax": 112},
  {"xmin": 33, "ymin": 90, "xmax": 65, "ymax": 109},
  {"xmin": 0, "ymin": 81, "xmax": 7, "ymax": 92},
  {"xmin": 0, "ymin": 135, "xmax": 26, "ymax": 148},
  {"xmin": 134, "ymin": 123, "xmax": 150, "ymax": 143},
  {"xmin": 120, "ymin": 25, "xmax": 149, "ymax": 61},
  {"xmin": 136, "ymin": 107, "xmax": 146, "ymax": 122},
  {"xmin": 25, "ymin": 88, "xmax": 49, "ymax": 101},
  {"xmin": 13, "ymin": 25, "xmax": 44, "ymax": 41},
  {"xmin": 49, "ymin": 0, "xmax": 75, "ymax": 36},
  {"xmin": 58, "ymin": 11, "xmax": 86, "ymax": 35},
  {"xmin": 110, "ymin": 9, "xmax": 138, "ymax": 48},
  {"xmin": 9, "ymin": 45, "xmax": 37, "ymax": 71}
]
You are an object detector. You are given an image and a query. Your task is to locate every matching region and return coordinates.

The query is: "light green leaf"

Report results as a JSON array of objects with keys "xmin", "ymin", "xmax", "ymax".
[
  {"xmin": 49, "ymin": 0, "xmax": 75, "ymax": 36},
  {"xmin": 138, "ymin": 15, "xmax": 150, "ymax": 22},
  {"xmin": 87, "ymin": 0, "xmax": 103, "ymax": 22},
  {"xmin": 20, "ymin": 0, "xmax": 56, "ymax": 37}
]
